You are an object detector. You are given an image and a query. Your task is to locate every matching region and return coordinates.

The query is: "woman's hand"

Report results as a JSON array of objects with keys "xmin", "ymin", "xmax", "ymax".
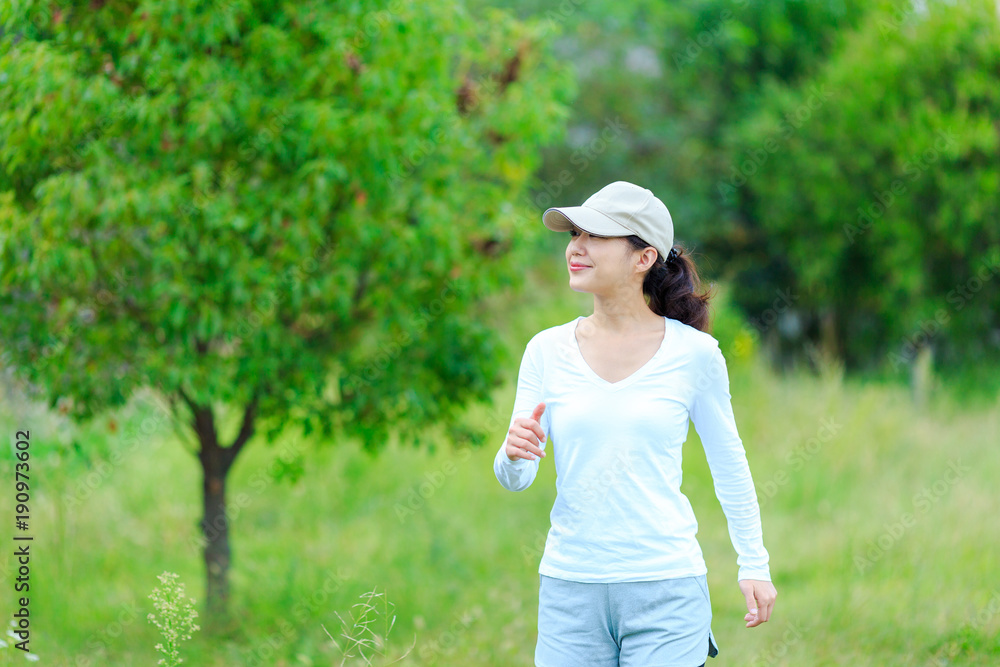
[
  {"xmin": 505, "ymin": 402, "xmax": 547, "ymax": 462},
  {"xmin": 738, "ymin": 579, "xmax": 777, "ymax": 628}
]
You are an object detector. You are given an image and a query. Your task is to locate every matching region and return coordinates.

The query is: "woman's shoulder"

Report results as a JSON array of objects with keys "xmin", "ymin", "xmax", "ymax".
[
  {"xmin": 523, "ymin": 316, "xmax": 580, "ymax": 352},
  {"xmin": 665, "ymin": 315, "xmax": 715, "ymax": 340},
  {"xmin": 665, "ymin": 317, "xmax": 723, "ymax": 356}
]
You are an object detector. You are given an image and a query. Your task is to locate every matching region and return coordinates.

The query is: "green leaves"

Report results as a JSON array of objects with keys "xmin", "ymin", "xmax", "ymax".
[
  {"xmin": 733, "ymin": 0, "xmax": 1000, "ymax": 371},
  {"xmin": 0, "ymin": 0, "xmax": 573, "ymax": 447}
]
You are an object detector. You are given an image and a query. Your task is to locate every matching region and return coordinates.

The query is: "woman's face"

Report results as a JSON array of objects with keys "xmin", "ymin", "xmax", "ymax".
[{"xmin": 564, "ymin": 225, "xmax": 638, "ymax": 295}]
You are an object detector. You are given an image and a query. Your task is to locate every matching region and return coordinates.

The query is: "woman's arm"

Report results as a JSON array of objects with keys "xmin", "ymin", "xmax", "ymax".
[
  {"xmin": 689, "ymin": 340, "xmax": 771, "ymax": 583},
  {"xmin": 493, "ymin": 338, "xmax": 548, "ymax": 492},
  {"xmin": 690, "ymin": 340, "xmax": 777, "ymax": 625}
]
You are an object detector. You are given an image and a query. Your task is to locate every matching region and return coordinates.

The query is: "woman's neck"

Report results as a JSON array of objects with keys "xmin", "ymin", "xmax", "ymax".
[{"xmin": 588, "ymin": 294, "xmax": 660, "ymax": 334}]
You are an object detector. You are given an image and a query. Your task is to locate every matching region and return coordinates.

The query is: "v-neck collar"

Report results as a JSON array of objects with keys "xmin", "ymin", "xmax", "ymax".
[{"xmin": 571, "ymin": 315, "xmax": 669, "ymax": 391}]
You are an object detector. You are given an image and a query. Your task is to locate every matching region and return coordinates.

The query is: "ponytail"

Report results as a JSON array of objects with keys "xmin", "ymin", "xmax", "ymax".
[{"xmin": 624, "ymin": 235, "xmax": 714, "ymax": 333}]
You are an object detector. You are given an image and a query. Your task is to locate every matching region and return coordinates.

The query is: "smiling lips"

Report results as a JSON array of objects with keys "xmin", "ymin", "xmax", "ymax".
[{"xmin": 569, "ymin": 262, "xmax": 591, "ymax": 271}]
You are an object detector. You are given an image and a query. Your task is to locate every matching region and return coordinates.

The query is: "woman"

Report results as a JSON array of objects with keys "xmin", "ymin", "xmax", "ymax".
[{"xmin": 493, "ymin": 181, "xmax": 776, "ymax": 667}]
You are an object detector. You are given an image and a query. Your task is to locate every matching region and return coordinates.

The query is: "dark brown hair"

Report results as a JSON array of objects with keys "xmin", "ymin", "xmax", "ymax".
[{"xmin": 624, "ymin": 235, "xmax": 714, "ymax": 333}]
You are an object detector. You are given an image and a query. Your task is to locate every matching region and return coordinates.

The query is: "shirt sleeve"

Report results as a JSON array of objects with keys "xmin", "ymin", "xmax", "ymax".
[
  {"xmin": 689, "ymin": 340, "xmax": 771, "ymax": 583},
  {"xmin": 493, "ymin": 336, "xmax": 549, "ymax": 492}
]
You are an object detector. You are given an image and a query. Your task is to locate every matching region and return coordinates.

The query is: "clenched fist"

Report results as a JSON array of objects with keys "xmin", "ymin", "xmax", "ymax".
[{"xmin": 505, "ymin": 402, "xmax": 547, "ymax": 462}]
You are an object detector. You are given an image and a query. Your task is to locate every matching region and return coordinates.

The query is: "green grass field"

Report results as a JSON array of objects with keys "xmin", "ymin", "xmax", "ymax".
[{"xmin": 2, "ymin": 268, "xmax": 998, "ymax": 666}]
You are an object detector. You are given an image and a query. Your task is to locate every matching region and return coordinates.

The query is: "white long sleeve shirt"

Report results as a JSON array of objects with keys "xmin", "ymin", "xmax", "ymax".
[{"xmin": 493, "ymin": 315, "xmax": 771, "ymax": 583}]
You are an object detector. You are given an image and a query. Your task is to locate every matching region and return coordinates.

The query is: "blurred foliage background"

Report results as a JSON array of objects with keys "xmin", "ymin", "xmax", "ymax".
[
  {"xmin": 1, "ymin": 0, "xmax": 999, "ymax": 665},
  {"xmin": 484, "ymin": 0, "xmax": 1000, "ymax": 387}
]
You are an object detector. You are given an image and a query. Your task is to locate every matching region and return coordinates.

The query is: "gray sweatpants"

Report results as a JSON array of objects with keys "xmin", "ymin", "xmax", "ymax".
[{"xmin": 535, "ymin": 573, "xmax": 719, "ymax": 667}]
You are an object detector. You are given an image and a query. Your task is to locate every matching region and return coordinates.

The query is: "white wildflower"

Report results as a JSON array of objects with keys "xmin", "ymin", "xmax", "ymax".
[{"xmin": 146, "ymin": 571, "xmax": 201, "ymax": 667}]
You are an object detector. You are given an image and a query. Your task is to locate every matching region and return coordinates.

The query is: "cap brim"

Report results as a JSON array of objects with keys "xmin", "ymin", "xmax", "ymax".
[{"xmin": 542, "ymin": 206, "xmax": 635, "ymax": 237}]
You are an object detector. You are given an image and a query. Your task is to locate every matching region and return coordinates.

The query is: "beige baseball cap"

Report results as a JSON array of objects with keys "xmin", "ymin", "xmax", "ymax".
[{"xmin": 542, "ymin": 181, "xmax": 674, "ymax": 261}]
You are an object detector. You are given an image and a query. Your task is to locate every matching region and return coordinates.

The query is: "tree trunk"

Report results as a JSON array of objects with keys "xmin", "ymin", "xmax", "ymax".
[
  {"xmin": 819, "ymin": 307, "xmax": 839, "ymax": 363},
  {"xmin": 180, "ymin": 388, "xmax": 259, "ymax": 620},
  {"xmin": 910, "ymin": 343, "xmax": 934, "ymax": 408},
  {"xmin": 200, "ymin": 435, "xmax": 232, "ymax": 617}
]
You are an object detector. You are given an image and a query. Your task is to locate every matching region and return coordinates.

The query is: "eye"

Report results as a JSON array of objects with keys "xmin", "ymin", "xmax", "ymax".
[{"xmin": 568, "ymin": 229, "xmax": 580, "ymax": 237}]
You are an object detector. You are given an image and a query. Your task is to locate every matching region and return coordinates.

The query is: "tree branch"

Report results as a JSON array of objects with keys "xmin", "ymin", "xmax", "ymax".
[
  {"xmin": 179, "ymin": 385, "xmax": 219, "ymax": 457},
  {"xmin": 225, "ymin": 390, "xmax": 260, "ymax": 469},
  {"xmin": 351, "ymin": 267, "xmax": 370, "ymax": 315},
  {"xmin": 178, "ymin": 384, "xmax": 260, "ymax": 474},
  {"xmin": 177, "ymin": 385, "xmax": 200, "ymax": 419},
  {"xmin": 164, "ymin": 389, "xmax": 200, "ymax": 455}
]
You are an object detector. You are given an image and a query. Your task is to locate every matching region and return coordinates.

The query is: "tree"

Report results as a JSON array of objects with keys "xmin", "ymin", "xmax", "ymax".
[
  {"xmin": 731, "ymin": 0, "xmax": 1000, "ymax": 374},
  {"xmin": 472, "ymin": 0, "xmax": 873, "ymax": 263},
  {"xmin": 0, "ymin": 0, "xmax": 573, "ymax": 618}
]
